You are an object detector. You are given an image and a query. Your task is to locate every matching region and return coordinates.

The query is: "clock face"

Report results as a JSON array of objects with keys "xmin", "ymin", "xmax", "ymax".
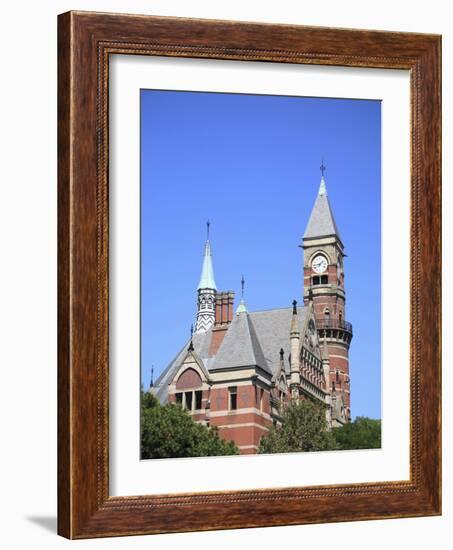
[{"xmin": 312, "ymin": 255, "xmax": 328, "ymax": 274}]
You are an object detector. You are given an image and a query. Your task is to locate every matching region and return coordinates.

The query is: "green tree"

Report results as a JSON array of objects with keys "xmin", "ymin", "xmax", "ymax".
[
  {"xmin": 258, "ymin": 399, "xmax": 337, "ymax": 454},
  {"xmin": 141, "ymin": 387, "xmax": 160, "ymax": 412},
  {"xmin": 332, "ymin": 416, "xmax": 381, "ymax": 450},
  {"xmin": 141, "ymin": 389, "xmax": 239, "ymax": 459}
]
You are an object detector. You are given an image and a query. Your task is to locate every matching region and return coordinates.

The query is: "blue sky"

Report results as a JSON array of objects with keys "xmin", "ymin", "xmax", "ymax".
[{"xmin": 141, "ymin": 89, "xmax": 381, "ymax": 420}]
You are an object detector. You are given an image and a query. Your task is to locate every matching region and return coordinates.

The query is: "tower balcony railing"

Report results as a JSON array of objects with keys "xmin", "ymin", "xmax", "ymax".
[{"xmin": 315, "ymin": 317, "xmax": 353, "ymax": 335}]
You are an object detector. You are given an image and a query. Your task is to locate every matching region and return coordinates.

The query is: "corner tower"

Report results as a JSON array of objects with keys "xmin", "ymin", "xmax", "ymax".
[
  {"xmin": 301, "ymin": 165, "xmax": 353, "ymax": 424},
  {"xmin": 195, "ymin": 222, "xmax": 217, "ymax": 333}
]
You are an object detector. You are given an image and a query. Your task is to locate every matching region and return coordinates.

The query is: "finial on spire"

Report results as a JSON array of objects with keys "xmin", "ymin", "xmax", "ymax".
[
  {"xmin": 236, "ymin": 274, "xmax": 248, "ymax": 314},
  {"xmin": 280, "ymin": 348, "xmax": 284, "ymax": 361},
  {"xmin": 149, "ymin": 366, "xmax": 154, "ymax": 388},
  {"xmin": 206, "ymin": 220, "xmax": 210, "ymax": 240},
  {"xmin": 292, "ymin": 299, "xmax": 298, "ymax": 315},
  {"xmin": 188, "ymin": 324, "xmax": 194, "ymax": 351},
  {"xmin": 319, "ymin": 159, "xmax": 327, "ymax": 196}
]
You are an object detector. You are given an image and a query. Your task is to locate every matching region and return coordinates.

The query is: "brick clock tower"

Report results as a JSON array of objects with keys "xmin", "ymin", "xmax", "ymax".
[{"xmin": 302, "ymin": 166, "xmax": 353, "ymax": 425}]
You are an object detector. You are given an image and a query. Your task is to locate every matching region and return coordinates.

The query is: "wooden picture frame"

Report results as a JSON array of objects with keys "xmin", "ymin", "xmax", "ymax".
[{"xmin": 58, "ymin": 10, "xmax": 441, "ymax": 539}]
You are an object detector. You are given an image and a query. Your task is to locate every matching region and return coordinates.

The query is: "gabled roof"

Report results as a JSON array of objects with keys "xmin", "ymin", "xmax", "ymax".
[
  {"xmin": 303, "ymin": 176, "xmax": 341, "ymax": 241},
  {"xmin": 152, "ymin": 330, "xmax": 212, "ymax": 403},
  {"xmin": 151, "ymin": 306, "xmax": 308, "ymax": 403},
  {"xmin": 248, "ymin": 307, "xmax": 306, "ymax": 375},
  {"xmin": 210, "ymin": 312, "xmax": 269, "ymax": 373}
]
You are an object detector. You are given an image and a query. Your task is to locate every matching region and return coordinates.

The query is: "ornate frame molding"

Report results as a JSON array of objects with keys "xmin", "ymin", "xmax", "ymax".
[{"xmin": 58, "ymin": 11, "xmax": 441, "ymax": 538}]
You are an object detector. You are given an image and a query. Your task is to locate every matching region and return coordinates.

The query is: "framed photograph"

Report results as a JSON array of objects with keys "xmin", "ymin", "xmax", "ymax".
[{"xmin": 58, "ymin": 11, "xmax": 441, "ymax": 538}]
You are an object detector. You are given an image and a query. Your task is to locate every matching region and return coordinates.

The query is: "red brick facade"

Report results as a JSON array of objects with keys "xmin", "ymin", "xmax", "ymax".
[{"xmin": 303, "ymin": 242, "xmax": 353, "ymax": 423}]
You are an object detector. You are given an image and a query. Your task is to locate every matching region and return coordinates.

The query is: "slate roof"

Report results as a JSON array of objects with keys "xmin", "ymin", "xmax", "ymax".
[
  {"xmin": 303, "ymin": 178, "xmax": 341, "ymax": 241},
  {"xmin": 248, "ymin": 307, "xmax": 306, "ymax": 376},
  {"xmin": 151, "ymin": 306, "xmax": 307, "ymax": 403},
  {"xmin": 210, "ymin": 312, "xmax": 268, "ymax": 372}
]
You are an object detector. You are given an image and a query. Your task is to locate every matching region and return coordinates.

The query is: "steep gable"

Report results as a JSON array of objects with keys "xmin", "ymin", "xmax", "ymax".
[{"xmin": 210, "ymin": 312, "xmax": 270, "ymax": 373}]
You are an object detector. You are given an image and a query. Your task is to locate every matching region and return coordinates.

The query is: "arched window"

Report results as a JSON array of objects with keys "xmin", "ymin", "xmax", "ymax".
[
  {"xmin": 321, "ymin": 275, "xmax": 328, "ymax": 284},
  {"xmin": 313, "ymin": 276, "xmax": 320, "ymax": 285}
]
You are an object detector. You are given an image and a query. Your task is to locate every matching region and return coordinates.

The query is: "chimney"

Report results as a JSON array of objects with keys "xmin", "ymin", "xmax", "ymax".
[
  {"xmin": 209, "ymin": 291, "xmax": 235, "ymax": 356},
  {"xmin": 214, "ymin": 291, "xmax": 234, "ymax": 326}
]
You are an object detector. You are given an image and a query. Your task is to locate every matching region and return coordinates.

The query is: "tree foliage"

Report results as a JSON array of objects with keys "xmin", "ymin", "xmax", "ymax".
[
  {"xmin": 140, "ymin": 389, "xmax": 239, "ymax": 459},
  {"xmin": 332, "ymin": 416, "xmax": 381, "ymax": 450},
  {"xmin": 258, "ymin": 399, "xmax": 337, "ymax": 454}
]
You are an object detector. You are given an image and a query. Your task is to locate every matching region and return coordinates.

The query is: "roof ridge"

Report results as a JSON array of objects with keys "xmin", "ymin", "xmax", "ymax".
[
  {"xmin": 248, "ymin": 305, "xmax": 306, "ymax": 315},
  {"xmin": 246, "ymin": 315, "xmax": 270, "ymax": 372}
]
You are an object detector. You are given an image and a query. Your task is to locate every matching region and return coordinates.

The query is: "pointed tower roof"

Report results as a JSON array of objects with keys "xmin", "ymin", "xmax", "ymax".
[
  {"xmin": 197, "ymin": 221, "xmax": 217, "ymax": 290},
  {"xmin": 303, "ymin": 168, "xmax": 341, "ymax": 241}
]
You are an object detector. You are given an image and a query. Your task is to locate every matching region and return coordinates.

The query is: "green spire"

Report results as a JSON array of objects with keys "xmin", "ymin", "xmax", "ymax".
[{"xmin": 197, "ymin": 221, "xmax": 217, "ymax": 290}]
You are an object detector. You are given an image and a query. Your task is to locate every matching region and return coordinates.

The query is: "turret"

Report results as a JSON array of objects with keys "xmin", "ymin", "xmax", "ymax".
[
  {"xmin": 301, "ymin": 164, "xmax": 353, "ymax": 424},
  {"xmin": 289, "ymin": 300, "xmax": 301, "ymax": 399},
  {"xmin": 195, "ymin": 221, "xmax": 217, "ymax": 333}
]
